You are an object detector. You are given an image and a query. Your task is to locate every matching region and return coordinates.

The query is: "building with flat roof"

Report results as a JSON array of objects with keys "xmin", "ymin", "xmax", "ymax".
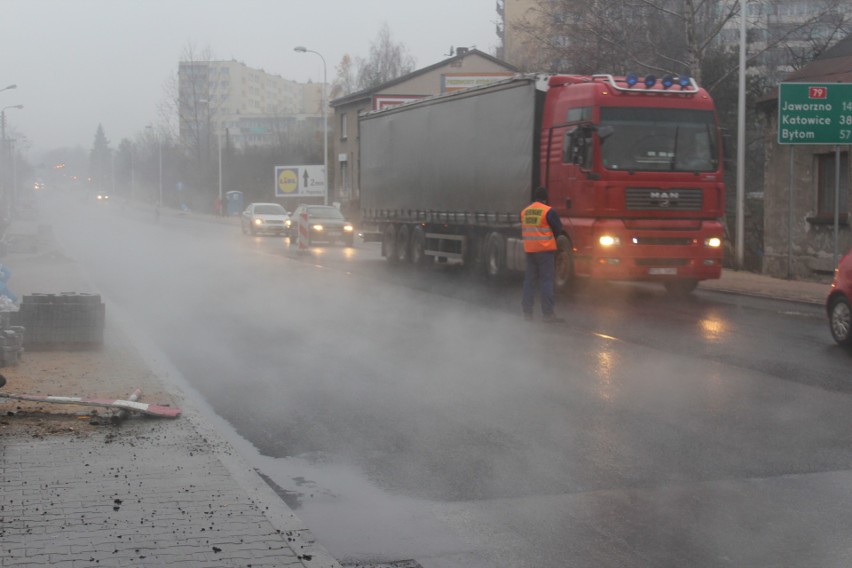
[{"xmin": 178, "ymin": 60, "xmax": 324, "ymax": 148}]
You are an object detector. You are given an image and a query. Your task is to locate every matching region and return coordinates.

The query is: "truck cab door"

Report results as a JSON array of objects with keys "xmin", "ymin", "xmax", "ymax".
[{"xmin": 562, "ymin": 125, "xmax": 597, "ymax": 213}]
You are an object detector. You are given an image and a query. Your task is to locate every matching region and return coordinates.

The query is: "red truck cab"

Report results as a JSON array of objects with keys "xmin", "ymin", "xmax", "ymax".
[{"xmin": 541, "ymin": 74, "xmax": 725, "ymax": 294}]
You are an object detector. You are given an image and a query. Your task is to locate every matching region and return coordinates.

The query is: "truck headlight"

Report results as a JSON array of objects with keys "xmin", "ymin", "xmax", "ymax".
[
  {"xmin": 343, "ymin": 225, "xmax": 354, "ymax": 232},
  {"xmin": 704, "ymin": 237, "xmax": 722, "ymax": 248},
  {"xmin": 312, "ymin": 224, "xmax": 324, "ymax": 231},
  {"xmin": 599, "ymin": 235, "xmax": 621, "ymax": 247}
]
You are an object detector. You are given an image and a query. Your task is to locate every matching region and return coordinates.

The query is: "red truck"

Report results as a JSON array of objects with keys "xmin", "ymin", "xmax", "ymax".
[{"xmin": 359, "ymin": 73, "xmax": 725, "ymax": 294}]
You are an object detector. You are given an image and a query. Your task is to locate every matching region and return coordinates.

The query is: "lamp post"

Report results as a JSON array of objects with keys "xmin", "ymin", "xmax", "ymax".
[
  {"xmin": 217, "ymin": 129, "xmax": 223, "ymax": 215},
  {"xmin": 294, "ymin": 45, "xmax": 328, "ymax": 205},
  {"xmin": 735, "ymin": 1, "xmax": 748, "ymax": 270},
  {"xmin": 199, "ymin": 98, "xmax": 224, "ymax": 214},
  {"xmin": 0, "ymin": 84, "xmax": 16, "ymax": 95}
]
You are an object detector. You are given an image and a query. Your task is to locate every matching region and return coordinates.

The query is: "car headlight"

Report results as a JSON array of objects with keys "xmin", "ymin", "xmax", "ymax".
[
  {"xmin": 343, "ymin": 225, "xmax": 353, "ymax": 232},
  {"xmin": 704, "ymin": 237, "xmax": 722, "ymax": 248},
  {"xmin": 285, "ymin": 219, "xmax": 291, "ymax": 228},
  {"xmin": 312, "ymin": 224, "xmax": 324, "ymax": 231},
  {"xmin": 253, "ymin": 218, "xmax": 262, "ymax": 225},
  {"xmin": 598, "ymin": 235, "xmax": 620, "ymax": 247}
]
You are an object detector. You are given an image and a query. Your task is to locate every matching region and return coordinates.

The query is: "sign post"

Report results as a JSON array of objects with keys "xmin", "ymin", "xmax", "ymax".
[{"xmin": 778, "ymin": 83, "xmax": 852, "ymax": 268}]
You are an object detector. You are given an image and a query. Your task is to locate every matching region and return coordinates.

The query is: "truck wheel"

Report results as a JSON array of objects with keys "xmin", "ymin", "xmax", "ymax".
[
  {"xmin": 555, "ymin": 235, "xmax": 576, "ymax": 293},
  {"xmin": 396, "ymin": 225, "xmax": 411, "ymax": 263},
  {"xmin": 483, "ymin": 232, "xmax": 507, "ymax": 280},
  {"xmin": 664, "ymin": 279, "xmax": 698, "ymax": 296},
  {"xmin": 383, "ymin": 224, "xmax": 398, "ymax": 264},
  {"xmin": 411, "ymin": 226, "xmax": 431, "ymax": 267}
]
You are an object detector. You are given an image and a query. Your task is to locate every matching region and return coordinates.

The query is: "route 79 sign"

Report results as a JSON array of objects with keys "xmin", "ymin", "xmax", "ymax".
[
  {"xmin": 275, "ymin": 165, "xmax": 326, "ymax": 197},
  {"xmin": 778, "ymin": 83, "xmax": 852, "ymax": 145}
]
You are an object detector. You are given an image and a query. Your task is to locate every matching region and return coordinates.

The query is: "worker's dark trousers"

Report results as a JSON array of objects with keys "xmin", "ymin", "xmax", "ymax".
[{"xmin": 521, "ymin": 251, "xmax": 555, "ymax": 317}]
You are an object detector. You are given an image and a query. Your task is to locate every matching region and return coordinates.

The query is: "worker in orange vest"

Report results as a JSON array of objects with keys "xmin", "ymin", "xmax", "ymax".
[{"xmin": 521, "ymin": 186, "xmax": 563, "ymax": 322}]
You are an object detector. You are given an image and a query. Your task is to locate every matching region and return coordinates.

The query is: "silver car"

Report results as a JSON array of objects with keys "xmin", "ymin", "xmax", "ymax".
[{"xmin": 241, "ymin": 203, "xmax": 290, "ymax": 236}]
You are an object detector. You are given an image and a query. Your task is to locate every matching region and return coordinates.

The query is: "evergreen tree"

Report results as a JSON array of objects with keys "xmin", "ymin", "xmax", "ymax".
[{"xmin": 89, "ymin": 124, "xmax": 112, "ymax": 192}]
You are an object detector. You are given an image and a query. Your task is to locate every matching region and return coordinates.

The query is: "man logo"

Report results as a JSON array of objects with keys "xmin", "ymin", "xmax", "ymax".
[
  {"xmin": 649, "ymin": 191, "xmax": 679, "ymax": 200},
  {"xmin": 650, "ymin": 190, "xmax": 678, "ymax": 208}
]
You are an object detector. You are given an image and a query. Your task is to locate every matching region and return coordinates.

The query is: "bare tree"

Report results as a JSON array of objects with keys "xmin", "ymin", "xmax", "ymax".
[
  {"xmin": 512, "ymin": 0, "xmax": 851, "ymax": 87},
  {"xmin": 356, "ymin": 23, "xmax": 417, "ymax": 90},
  {"xmin": 330, "ymin": 54, "xmax": 358, "ymax": 99}
]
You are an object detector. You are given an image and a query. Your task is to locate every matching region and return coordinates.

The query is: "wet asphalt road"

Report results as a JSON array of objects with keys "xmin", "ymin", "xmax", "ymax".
[{"xmin": 44, "ymin": 193, "xmax": 852, "ymax": 567}]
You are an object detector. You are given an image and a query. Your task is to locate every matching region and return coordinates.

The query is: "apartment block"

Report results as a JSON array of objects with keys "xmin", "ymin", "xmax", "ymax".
[{"xmin": 178, "ymin": 60, "xmax": 324, "ymax": 147}]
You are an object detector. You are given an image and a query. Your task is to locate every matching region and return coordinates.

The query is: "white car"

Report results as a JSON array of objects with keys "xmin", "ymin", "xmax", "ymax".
[{"xmin": 240, "ymin": 203, "xmax": 290, "ymax": 236}]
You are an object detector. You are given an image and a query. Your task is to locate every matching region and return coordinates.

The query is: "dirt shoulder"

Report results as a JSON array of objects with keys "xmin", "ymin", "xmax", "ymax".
[{"xmin": 0, "ymin": 223, "xmax": 180, "ymax": 439}]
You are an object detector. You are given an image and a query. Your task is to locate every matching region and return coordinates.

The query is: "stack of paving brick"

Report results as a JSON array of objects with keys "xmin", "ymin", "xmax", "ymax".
[
  {"xmin": 0, "ymin": 312, "xmax": 25, "ymax": 366},
  {"xmin": 11, "ymin": 293, "xmax": 105, "ymax": 350}
]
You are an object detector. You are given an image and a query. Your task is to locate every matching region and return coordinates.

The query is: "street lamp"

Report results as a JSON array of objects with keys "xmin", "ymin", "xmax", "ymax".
[
  {"xmin": 294, "ymin": 45, "xmax": 328, "ymax": 205},
  {"xmin": 736, "ymin": 2, "xmax": 747, "ymax": 269},
  {"xmin": 200, "ymin": 98, "xmax": 223, "ymax": 215},
  {"xmin": 0, "ymin": 84, "xmax": 16, "ymax": 95}
]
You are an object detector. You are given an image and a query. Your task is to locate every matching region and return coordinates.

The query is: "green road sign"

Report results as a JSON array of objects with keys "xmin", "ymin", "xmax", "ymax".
[{"xmin": 778, "ymin": 83, "xmax": 852, "ymax": 145}]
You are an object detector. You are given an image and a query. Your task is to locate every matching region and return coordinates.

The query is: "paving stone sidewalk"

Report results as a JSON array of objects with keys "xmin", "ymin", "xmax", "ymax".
[{"xmin": 2, "ymin": 417, "xmax": 338, "ymax": 567}]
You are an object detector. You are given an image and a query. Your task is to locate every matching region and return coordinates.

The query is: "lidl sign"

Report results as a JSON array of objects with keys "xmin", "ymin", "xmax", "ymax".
[
  {"xmin": 778, "ymin": 83, "xmax": 852, "ymax": 144},
  {"xmin": 275, "ymin": 165, "xmax": 326, "ymax": 198}
]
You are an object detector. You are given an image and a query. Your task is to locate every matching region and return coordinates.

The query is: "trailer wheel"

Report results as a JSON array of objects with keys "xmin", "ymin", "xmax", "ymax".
[
  {"xmin": 382, "ymin": 224, "xmax": 398, "ymax": 264},
  {"xmin": 396, "ymin": 224, "xmax": 411, "ymax": 263},
  {"xmin": 555, "ymin": 235, "xmax": 576, "ymax": 293},
  {"xmin": 411, "ymin": 226, "xmax": 431, "ymax": 267},
  {"xmin": 483, "ymin": 232, "xmax": 507, "ymax": 280},
  {"xmin": 664, "ymin": 279, "xmax": 698, "ymax": 296}
]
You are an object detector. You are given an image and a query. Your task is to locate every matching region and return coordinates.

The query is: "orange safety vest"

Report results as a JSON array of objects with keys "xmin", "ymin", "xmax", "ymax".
[{"xmin": 521, "ymin": 202, "xmax": 557, "ymax": 253}]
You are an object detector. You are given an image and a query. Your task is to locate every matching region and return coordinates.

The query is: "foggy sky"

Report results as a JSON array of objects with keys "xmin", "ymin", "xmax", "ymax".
[{"xmin": 2, "ymin": 0, "xmax": 498, "ymax": 157}]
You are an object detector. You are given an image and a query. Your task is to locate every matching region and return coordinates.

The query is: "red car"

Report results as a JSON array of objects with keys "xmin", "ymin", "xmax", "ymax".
[{"xmin": 827, "ymin": 247, "xmax": 852, "ymax": 346}]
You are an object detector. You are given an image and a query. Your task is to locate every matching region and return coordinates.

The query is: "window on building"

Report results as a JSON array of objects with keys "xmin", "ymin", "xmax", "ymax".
[
  {"xmin": 816, "ymin": 151, "xmax": 849, "ymax": 222},
  {"xmin": 340, "ymin": 113, "xmax": 348, "ymax": 140}
]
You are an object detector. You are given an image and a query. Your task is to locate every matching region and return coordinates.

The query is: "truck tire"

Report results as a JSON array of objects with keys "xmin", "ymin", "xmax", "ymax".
[
  {"xmin": 483, "ymin": 232, "xmax": 507, "ymax": 280},
  {"xmin": 555, "ymin": 234, "xmax": 576, "ymax": 293},
  {"xmin": 396, "ymin": 224, "xmax": 411, "ymax": 263},
  {"xmin": 383, "ymin": 224, "xmax": 398, "ymax": 264},
  {"xmin": 411, "ymin": 226, "xmax": 431, "ymax": 267}
]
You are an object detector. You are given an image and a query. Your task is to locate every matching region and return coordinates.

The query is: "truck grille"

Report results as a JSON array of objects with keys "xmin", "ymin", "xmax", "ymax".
[{"xmin": 626, "ymin": 188, "xmax": 702, "ymax": 211}]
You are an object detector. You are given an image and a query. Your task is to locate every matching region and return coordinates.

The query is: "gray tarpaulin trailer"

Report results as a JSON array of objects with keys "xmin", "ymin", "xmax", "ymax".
[{"xmin": 359, "ymin": 74, "xmax": 548, "ymax": 272}]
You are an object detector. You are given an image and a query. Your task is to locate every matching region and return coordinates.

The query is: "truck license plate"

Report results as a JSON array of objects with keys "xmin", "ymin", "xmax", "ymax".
[{"xmin": 649, "ymin": 267, "xmax": 677, "ymax": 275}]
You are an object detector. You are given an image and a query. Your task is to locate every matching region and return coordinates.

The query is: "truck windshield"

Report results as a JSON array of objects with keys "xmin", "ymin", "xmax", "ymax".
[{"xmin": 599, "ymin": 108, "xmax": 718, "ymax": 172}]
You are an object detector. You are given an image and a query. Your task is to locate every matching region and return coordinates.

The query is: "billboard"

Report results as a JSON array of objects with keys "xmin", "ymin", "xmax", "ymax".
[{"xmin": 275, "ymin": 165, "xmax": 326, "ymax": 198}]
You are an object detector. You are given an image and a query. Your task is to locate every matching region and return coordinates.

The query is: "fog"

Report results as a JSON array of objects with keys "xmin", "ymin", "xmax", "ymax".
[
  {"xmin": 28, "ymin": 189, "xmax": 852, "ymax": 567},
  {"xmin": 3, "ymin": 0, "xmax": 497, "ymax": 154}
]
